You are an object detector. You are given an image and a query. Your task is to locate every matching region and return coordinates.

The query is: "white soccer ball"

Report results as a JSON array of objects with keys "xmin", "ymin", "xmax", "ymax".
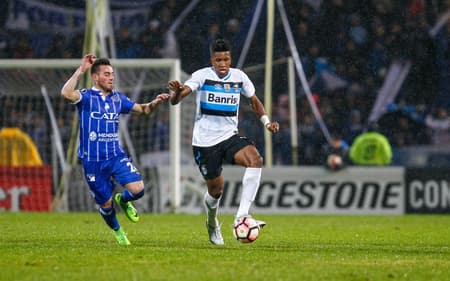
[
  {"xmin": 233, "ymin": 216, "xmax": 260, "ymax": 243},
  {"xmin": 327, "ymin": 153, "xmax": 343, "ymax": 170}
]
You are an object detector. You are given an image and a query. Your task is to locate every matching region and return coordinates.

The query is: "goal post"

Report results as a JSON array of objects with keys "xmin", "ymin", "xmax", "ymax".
[{"xmin": 0, "ymin": 58, "xmax": 186, "ymax": 212}]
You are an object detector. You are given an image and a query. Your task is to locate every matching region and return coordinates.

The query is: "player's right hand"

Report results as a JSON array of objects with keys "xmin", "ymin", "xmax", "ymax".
[
  {"xmin": 168, "ymin": 80, "xmax": 183, "ymax": 93},
  {"xmin": 80, "ymin": 54, "xmax": 96, "ymax": 73}
]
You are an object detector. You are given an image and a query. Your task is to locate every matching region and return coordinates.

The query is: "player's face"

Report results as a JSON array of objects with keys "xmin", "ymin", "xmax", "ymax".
[
  {"xmin": 93, "ymin": 65, "xmax": 115, "ymax": 93},
  {"xmin": 211, "ymin": 51, "xmax": 231, "ymax": 78}
]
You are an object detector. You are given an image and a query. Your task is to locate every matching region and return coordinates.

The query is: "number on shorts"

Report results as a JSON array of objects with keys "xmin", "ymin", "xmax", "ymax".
[{"xmin": 126, "ymin": 162, "xmax": 137, "ymax": 173}]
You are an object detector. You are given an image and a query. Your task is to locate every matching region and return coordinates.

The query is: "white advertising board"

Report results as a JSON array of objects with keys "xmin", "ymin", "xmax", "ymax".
[{"xmin": 158, "ymin": 166, "xmax": 405, "ymax": 215}]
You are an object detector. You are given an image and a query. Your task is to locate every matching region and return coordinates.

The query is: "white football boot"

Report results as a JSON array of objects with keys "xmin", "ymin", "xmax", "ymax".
[
  {"xmin": 255, "ymin": 219, "xmax": 266, "ymax": 229},
  {"xmin": 206, "ymin": 219, "xmax": 224, "ymax": 245},
  {"xmin": 235, "ymin": 215, "xmax": 267, "ymax": 229}
]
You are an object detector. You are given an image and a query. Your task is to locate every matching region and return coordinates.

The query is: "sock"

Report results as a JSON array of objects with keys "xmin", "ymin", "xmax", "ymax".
[
  {"xmin": 121, "ymin": 189, "xmax": 144, "ymax": 202},
  {"xmin": 204, "ymin": 192, "xmax": 221, "ymax": 227},
  {"xmin": 99, "ymin": 205, "xmax": 120, "ymax": 231},
  {"xmin": 236, "ymin": 167, "xmax": 261, "ymax": 219}
]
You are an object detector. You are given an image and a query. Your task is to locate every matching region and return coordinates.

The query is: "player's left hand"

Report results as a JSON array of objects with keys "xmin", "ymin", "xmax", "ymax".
[{"xmin": 266, "ymin": 121, "xmax": 279, "ymax": 133}]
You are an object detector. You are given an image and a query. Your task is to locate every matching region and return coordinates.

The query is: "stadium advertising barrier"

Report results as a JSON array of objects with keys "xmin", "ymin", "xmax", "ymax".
[
  {"xmin": 406, "ymin": 168, "xmax": 450, "ymax": 214},
  {"xmin": 158, "ymin": 166, "xmax": 450, "ymax": 214},
  {"xmin": 0, "ymin": 166, "xmax": 52, "ymax": 211}
]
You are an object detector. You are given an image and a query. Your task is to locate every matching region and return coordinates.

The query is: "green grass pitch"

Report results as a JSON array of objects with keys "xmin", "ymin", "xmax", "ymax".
[{"xmin": 1, "ymin": 213, "xmax": 449, "ymax": 281}]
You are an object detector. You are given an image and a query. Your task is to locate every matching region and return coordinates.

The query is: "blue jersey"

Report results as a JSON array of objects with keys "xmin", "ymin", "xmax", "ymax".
[{"xmin": 75, "ymin": 87, "xmax": 135, "ymax": 161}]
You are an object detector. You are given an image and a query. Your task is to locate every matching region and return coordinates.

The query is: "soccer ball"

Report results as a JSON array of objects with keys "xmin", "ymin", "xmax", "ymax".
[
  {"xmin": 233, "ymin": 216, "xmax": 260, "ymax": 243},
  {"xmin": 327, "ymin": 153, "xmax": 343, "ymax": 170}
]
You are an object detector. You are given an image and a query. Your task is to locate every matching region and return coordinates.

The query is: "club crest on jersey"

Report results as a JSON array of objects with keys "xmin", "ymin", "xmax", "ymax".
[
  {"xmin": 224, "ymin": 84, "xmax": 231, "ymax": 92},
  {"xmin": 112, "ymin": 94, "xmax": 120, "ymax": 102},
  {"xmin": 233, "ymin": 84, "xmax": 240, "ymax": 93},
  {"xmin": 89, "ymin": 131, "xmax": 97, "ymax": 141}
]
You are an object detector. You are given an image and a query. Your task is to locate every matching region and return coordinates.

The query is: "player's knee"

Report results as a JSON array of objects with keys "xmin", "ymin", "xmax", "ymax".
[
  {"xmin": 126, "ymin": 180, "xmax": 145, "ymax": 194},
  {"xmin": 101, "ymin": 198, "xmax": 113, "ymax": 209},
  {"xmin": 207, "ymin": 180, "xmax": 223, "ymax": 198},
  {"xmin": 99, "ymin": 205, "xmax": 114, "ymax": 215},
  {"xmin": 132, "ymin": 188, "xmax": 144, "ymax": 199},
  {"xmin": 248, "ymin": 154, "xmax": 263, "ymax": 168}
]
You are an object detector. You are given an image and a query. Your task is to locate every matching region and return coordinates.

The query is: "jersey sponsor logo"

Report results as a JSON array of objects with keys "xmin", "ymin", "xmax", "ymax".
[
  {"xmin": 207, "ymin": 93, "xmax": 238, "ymax": 105},
  {"xmin": 90, "ymin": 112, "xmax": 120, "ymax": 121},
  {"xmin": 200, "ymin": 91, "xmax": 239, "ymax": 116},
  {"xmin": 87, "ymin": 174, "xmax": 96, "ymax": 182},
  {"xmin": 89, "ymin": 131, "xmax": 97, "ymax": 141},
  {"xmin": 97, "ymin": 132, "xmax": 119, "ymax": 142}
]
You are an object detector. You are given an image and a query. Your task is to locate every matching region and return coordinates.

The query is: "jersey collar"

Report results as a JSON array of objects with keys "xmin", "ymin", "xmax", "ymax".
[
  {"xmin": 211, "ymin": 67, "xmax": 231, "ymax": 81},
  {"xmin": 91, "ymin": 87, "xmax": 102, "ymax": 95}
]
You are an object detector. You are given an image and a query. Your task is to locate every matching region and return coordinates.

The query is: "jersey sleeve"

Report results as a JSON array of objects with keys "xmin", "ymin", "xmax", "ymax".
[
  {"xmin": 184, "ymin": 69, "xmax": 204, "ymax": 92},
  {"xmin": 75, "ymin": 89, "xmax": 90, "ymax": 110},
  {"xmin": 119, "ymin": 93, "xmax": 135, "ymax": 114},
  {"xmin": 239, "ymin": 70, "xmax": 255, "ymax": 98}
]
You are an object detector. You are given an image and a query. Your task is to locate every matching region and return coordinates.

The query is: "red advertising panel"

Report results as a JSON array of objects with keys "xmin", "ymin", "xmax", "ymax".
[{"xmin": 0, "ymin": 166, "xmax": 52, "ymax": 211}]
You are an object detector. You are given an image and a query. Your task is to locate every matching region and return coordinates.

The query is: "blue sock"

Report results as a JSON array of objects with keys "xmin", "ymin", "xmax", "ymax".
[
  {"xmin": 121, "ymin": 189, "xmax": 144, "ymax": 202},
  {"xmin": 99, "ymin": 205, "xmax": 120, "ymax": 231}
]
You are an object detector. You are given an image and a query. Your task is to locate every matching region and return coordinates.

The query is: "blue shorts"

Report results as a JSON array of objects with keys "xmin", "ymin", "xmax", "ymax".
[{"xmin": 82, "ymin": 154, "xmax": 142, "ymax": 205}]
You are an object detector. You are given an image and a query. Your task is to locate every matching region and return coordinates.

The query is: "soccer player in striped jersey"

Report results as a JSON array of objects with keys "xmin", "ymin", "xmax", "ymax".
[
  {"xmin": 61, "ymin": 54, "xmax": 170, "ymax": 245},
  {"xmin": 168, "ymin": 38, "xmax": 279, "ymax": 245}
]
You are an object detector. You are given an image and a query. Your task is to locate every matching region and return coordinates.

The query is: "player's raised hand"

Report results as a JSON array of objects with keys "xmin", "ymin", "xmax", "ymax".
[
  {"xmin": 80, "ymin": 54, "xmax": 96, "ymax": 73},
  {"xmin": 167, "ymin": 80, "xmax": 183, "ymax": 93},
  {"xmin": 266, "ymin": 121, "xmax": 280, "ymax": 133}
]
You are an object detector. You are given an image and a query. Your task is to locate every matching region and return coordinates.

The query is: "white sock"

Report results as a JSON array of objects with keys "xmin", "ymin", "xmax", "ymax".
[
  {"xmin": 204, "ymin": 192, "xmax": 220, "ymax": 227},
  {"xmin": 236, "ymin": 167, "xmax": 261, "ymax": 219}
]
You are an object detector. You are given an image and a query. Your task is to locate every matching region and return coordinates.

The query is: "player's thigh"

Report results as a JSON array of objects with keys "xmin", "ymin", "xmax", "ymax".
[
  {"xmin": 82, "ymin": 160, "xmax": 115, "ymax": 205},
  {"xmin": 193, "ymin": 145, "xmax": 223, "ymax": 180},
  {"xmin": 224, "ymin": 135, "xmax": 262, "ymax": 167},
  {"xmin": 112, "ymin": 155, "xmax": 143, "ymax": 191},
  {"xmin": 233, "ymin": 144, "xmax": 263, "ymax": 167}
]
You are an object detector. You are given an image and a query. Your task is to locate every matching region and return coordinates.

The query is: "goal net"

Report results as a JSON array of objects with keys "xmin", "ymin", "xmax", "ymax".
[{"xmin": 0, "ymin": 58, "xmax": 193, "ymax": 212}]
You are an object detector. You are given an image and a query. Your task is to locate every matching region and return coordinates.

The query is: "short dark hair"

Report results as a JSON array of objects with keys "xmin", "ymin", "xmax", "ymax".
[
  {"xmin": 91, "ymin": 58, "xmax": 111, "ymax": 74},
  {"xmin": 210, "ymin": 37, "xmax": 230, "ymax": 55}
]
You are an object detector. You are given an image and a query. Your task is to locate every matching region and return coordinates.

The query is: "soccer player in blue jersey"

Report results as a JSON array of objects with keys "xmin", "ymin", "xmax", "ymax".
[
  {"xmin": 168, "ymin": 38, "xmax": 279, "ymax": 245},
  {"xmin": 61, "ymin": 54, "xmax": 170, "ymax": 245}
]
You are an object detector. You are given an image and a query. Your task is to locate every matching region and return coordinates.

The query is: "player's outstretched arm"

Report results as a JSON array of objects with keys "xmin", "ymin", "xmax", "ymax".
[
  {"xmin": 61, "ymin": 54, "xmax": 96, "ymax": 103},
  {"xmin": 167, "ymin": 80, "xmax": 191, "ymax": 105},
  {"xmin": 248, "ymin": 95, "xmax": 280, "ymax": 133},
  {"xmin": 133, "ymin": 93, "xmax": 171, "ymax": 115}
]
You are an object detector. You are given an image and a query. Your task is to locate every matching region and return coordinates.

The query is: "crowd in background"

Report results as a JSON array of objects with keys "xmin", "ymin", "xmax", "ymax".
[{"xmin": 1, "ymin": 0, "xmax": 450, "ymax": 166}]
